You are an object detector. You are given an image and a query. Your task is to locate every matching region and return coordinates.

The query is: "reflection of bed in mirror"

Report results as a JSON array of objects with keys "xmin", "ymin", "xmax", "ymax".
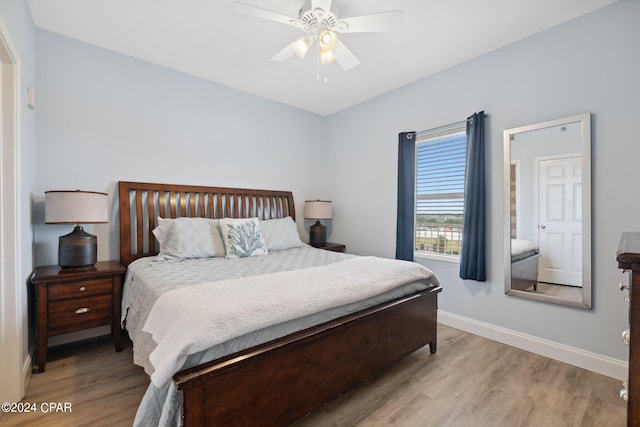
[{"xmin": 511, "ymin": 239, "xmax": 540, "ymax": 291}]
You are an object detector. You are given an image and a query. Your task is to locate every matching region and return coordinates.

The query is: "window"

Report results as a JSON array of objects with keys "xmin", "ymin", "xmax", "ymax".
[{"xmin": 414, "ymin": 125, "xmax": 467, "ymax": 260}]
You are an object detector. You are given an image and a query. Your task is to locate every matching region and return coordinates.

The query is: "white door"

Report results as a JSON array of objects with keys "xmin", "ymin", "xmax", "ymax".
[{"xmin": 536, "ymin": 155, "xmax": 582, "ymax": 287}]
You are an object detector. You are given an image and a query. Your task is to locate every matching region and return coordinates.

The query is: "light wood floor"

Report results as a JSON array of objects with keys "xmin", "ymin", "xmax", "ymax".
[
  {"xmin": 518, "ymin": 282, "xmax": 583, "ymax": 301},
  {"xmin": 1, "ymin": 325, "xmax": 626, "ymax": 426}
]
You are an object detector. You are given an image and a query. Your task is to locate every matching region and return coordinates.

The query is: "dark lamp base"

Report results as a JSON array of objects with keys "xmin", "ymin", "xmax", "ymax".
[
  {"xmin": 59, "ymin": 225, "xmax": 97, "ymax": 268},
  {"xmin": 309, "ymin": 220, "xmax": 327, "ymax": 248}
]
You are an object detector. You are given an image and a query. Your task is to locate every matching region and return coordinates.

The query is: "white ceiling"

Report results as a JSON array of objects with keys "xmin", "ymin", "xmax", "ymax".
[{"xmin": 27, "ymin": 0, "xmax": 616, "ymax": 116}]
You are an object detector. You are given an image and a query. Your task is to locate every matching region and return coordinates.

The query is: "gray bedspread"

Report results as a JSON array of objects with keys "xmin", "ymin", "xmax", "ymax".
[{"xmin": 122, "ymin": 246, "xmax": 438, "ymax": 426}]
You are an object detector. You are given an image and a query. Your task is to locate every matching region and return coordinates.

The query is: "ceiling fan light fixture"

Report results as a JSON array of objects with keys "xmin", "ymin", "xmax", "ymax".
[
  {"xmin": 320, "ymin": 49, "xmax": 336, "ymax": 65},
  {"xmin": 318, "ymin": 30, "xmax": 337, "ymax": 51},
  {"xmin": 292, "ymin": 36, "xmax": 312, "ymax": 58}
]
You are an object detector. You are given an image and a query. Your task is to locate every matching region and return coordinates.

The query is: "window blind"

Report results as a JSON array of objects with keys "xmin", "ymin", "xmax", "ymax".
[{"xmin": 416, "ymin": 133, "xmax": 467, "ymax": 217}]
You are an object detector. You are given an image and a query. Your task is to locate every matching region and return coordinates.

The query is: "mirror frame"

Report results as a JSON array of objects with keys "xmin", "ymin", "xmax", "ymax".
[{"xmin": 503, "ymin": 113, "xmax": 591, "ymax": 309}]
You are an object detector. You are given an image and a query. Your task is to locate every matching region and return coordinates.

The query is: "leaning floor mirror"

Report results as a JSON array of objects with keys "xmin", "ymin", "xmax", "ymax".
[{"xmin": 503, "ymin": 113, "xmax": 591, "ymax": 309}]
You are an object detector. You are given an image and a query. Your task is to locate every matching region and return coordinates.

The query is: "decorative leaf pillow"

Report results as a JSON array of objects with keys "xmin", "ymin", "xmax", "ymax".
[
  {"xmin": 153, "ymin": 217, "xmax": 225, "ymax": 260},
  {"xmin": 259, "ymin": 216, "xmax": 305, "ymax": 251},
  {"xmin": 219, "ymin": 217, "xmax": 268, "ymax": 258}
]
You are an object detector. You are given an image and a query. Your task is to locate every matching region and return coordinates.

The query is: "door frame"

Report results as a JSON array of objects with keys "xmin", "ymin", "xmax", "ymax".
[{"xmin": 0, "ymin": 17, "xmax": 25, "ymax": 403}]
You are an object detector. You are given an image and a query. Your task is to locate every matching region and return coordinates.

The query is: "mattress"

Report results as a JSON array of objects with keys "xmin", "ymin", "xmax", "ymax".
[{"xmin": 122, "ymin": 246, "xmax": 439, "ymax": 426}]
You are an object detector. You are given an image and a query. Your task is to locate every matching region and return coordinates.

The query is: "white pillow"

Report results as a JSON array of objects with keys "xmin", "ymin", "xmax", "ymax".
[
  {"xmin": 219, "ymin": 217, "xmax": 268, "ymax": 258},
  {"xmin": 153, "ymin": 217, "xmax": 225, "ymax": 260},
  {"xmin": 259, "ymin": 216, "xmax": 305, "ymax": 251},
  {"xmin": 152, "ymin": 217, "xmax": 173, "ymax": 248}
]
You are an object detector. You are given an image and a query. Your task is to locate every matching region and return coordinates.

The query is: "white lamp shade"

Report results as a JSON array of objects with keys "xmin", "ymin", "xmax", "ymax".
[
  {"xmin": 292, "ymin": 35, "xmax": 312, "ymax": 59},
  {"xmin": 304, "ymin": 200, "xmax": 332, "ymax": 220},
  {"xmin": 45, "ymin": 190, "xmax": 109, "ymax": 224}
]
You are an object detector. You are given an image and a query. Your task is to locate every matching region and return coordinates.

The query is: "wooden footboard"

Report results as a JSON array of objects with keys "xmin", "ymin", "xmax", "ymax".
[{"xmin": 174, "ymin": 286, "xmax": 441, "ymax": 426}]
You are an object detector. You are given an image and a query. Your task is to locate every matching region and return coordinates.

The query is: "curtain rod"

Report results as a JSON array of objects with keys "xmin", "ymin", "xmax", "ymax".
[{"xmin": 415, "ymin": 113, "xmax": 488, "ymax": 138}]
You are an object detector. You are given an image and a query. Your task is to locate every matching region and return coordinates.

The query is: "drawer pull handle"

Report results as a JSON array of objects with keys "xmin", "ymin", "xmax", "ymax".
[
  {"xmin": 75, "ymin": 307, "xmax": 90, "ymax": 314},
  {"xmin": 79, "ymin": 286, "xmax": 86, "ymax": 292}
]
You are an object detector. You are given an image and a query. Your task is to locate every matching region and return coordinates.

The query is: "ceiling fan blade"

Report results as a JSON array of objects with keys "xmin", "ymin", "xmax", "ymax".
[
  {"xmin": 336, "ymin": 10, "xmax": 403, "ymax": 33},
  {"xmin": 271, "ymin": 36, "xmax": 314, "ymax": 62},
  {"xmin": 332, "ymin": 40, "xmax": 360, "ymax": 71},
  {"xmin": 234, "ymin": 2, "xmax": 300, "ymax": 27},
  {"xmin": 270, "ymin": 44, "xmax": 296, "ymax": 62},
  {"xmin": 311, "ymin": 0, "xmax": 333, "ymax": 14}
]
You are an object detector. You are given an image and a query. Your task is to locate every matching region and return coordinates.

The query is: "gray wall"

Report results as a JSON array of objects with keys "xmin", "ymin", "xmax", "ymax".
[
  {"xmin": 33, "ymin": 31, "xmax": 328, "ymax": 267},
  {"xmin": 324, "ymin": 1, "xmax": 640, "ymax": 361}
]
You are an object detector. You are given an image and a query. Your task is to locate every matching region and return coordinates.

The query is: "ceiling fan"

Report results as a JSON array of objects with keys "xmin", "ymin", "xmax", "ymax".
[{"xmin": 234, "ymin": 0, "xmax": 402, "ymax": 73}]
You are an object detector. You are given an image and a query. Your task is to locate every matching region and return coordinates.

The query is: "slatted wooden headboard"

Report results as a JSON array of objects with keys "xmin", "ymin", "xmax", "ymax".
[{"xmin": 118, "ymin": 181, "xmax": 295, "ymax": 266}]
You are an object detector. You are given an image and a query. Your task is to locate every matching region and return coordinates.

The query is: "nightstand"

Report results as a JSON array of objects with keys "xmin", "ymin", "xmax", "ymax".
[
  {"xmin": 315, "ymin": 242, "xmax": 346, "ymax": 253},
  {"xmin": 30, "ymin": 260, "xmax": 126, "ymax": 372}
]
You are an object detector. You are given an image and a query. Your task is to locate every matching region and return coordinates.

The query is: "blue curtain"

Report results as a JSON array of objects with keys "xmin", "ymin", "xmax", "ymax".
[
  {"xmin": 396, "ymin": 131, "xmax": 416, "ymax": 261},
  {"xmin": 459, "ymin": 112, "xmax": 486, "ymax": 281}
]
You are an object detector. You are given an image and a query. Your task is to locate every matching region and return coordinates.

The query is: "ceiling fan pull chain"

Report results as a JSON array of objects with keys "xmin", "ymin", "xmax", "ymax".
[{"xmin": 316, "ymin": 43, "xmax": 320, "ymax": 82}]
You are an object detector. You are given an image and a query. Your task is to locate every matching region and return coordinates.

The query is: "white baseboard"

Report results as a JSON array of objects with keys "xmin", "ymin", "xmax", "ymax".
[{"xmin": 438, "ymin": 310, "xmax": 628, "ymax": 380}]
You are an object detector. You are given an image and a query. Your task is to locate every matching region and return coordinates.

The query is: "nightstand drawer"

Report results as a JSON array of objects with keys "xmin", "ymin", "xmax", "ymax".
[
  {"xmin": 48, "ymin": 277, "xmax": 113, "ymax": 301},
  {"xmin": 48, "ymin": 294, "xmax": 113, "ymax": 332}
]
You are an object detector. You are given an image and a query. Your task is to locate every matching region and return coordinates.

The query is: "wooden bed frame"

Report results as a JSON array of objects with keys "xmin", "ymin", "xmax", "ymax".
[{"xmin": 118, "ymin": 181, "xmax": 441, "ymax": 426}]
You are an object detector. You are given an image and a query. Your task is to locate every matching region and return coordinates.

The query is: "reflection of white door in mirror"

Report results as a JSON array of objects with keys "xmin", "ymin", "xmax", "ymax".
[
  {"xmin": 503, "ymin": 113, "xmax": 591, "ymax": 309},
  {"xmin": 536, "ymin": 154, "xmax": 582, "ymax": 287}
]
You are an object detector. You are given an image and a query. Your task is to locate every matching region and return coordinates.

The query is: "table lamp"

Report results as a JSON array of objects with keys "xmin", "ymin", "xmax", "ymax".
[
  {"xmin": 45, "ymin": 190, "xmax": 109, "ymax": 268},
  {"xmin": 304, "ymin": 200, "xmax": 332, "ymax": 247}
]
